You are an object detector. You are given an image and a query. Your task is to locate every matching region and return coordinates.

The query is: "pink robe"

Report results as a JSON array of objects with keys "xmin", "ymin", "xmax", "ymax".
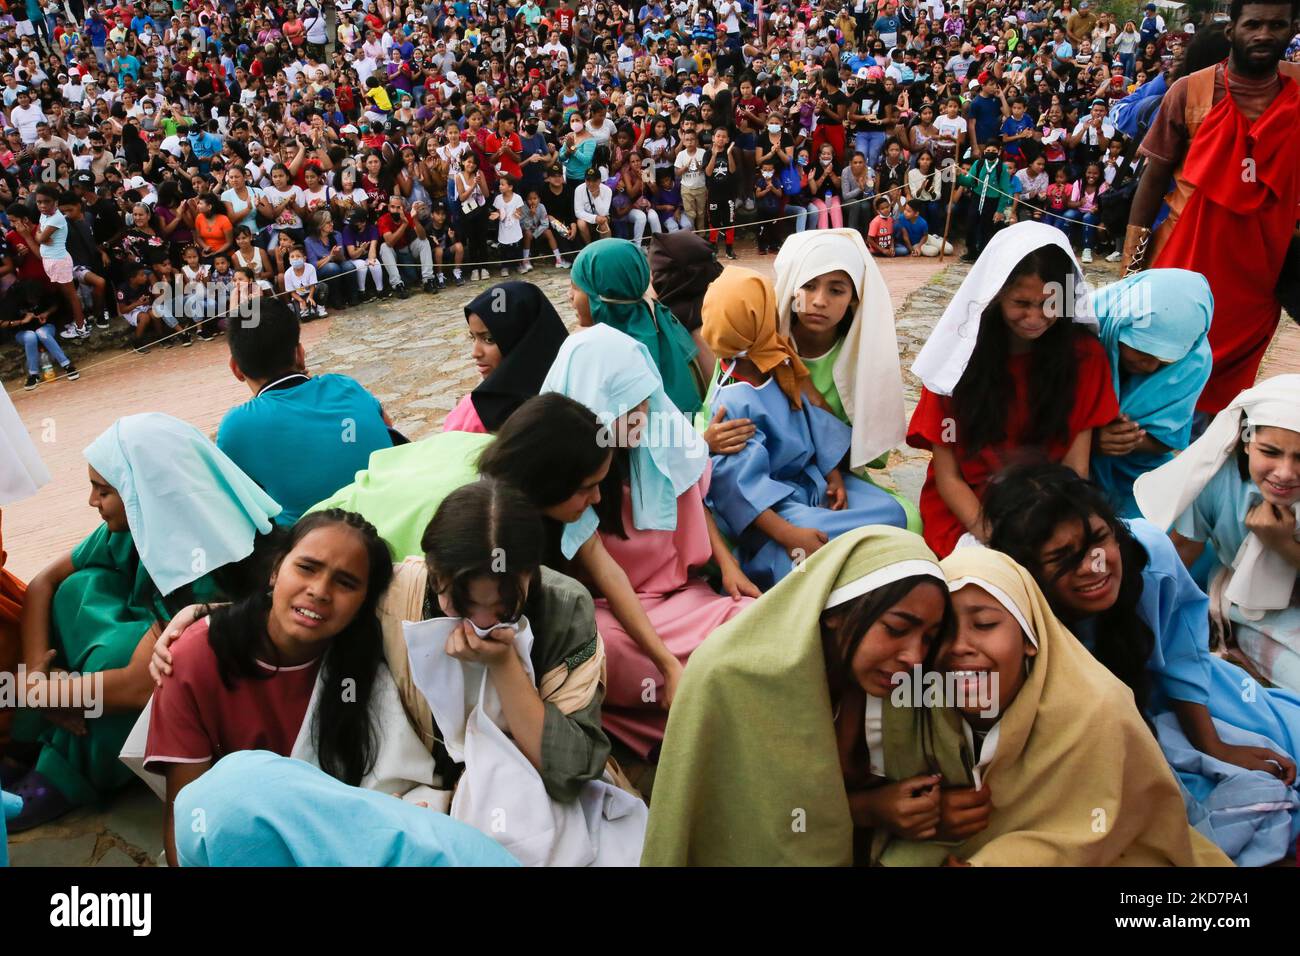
[
  {"xmin": 442, "ymin": 394, "xmax": 488, "ymax": 434},
  {"xmin": 594, "ymin": 465, "xmax": 755, "ymax": 757}
]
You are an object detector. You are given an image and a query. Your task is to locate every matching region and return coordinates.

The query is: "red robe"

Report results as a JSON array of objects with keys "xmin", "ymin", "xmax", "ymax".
[
  {"xmin": 907, "ymin": 331, "xmax": 1119, "ymax": 557},
  {"xmin": 0, "ymin": 513, "xmax": 26, "ymax": 752},
  {"xmin": 1153, "ymin": 72, "xmax": 1300, "ymax": 414}
]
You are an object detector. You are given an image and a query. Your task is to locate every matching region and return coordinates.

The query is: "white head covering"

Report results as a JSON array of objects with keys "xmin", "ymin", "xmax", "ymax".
[
  {"xmin": 0, "ymin": 388, "xmax": 50, "ymax": 506},
  {"xmin": 1134, "ymin": 374, "xmax": 1300, "ymax": 613},
  {"xmin": 911, "ymin": 222, "xmax": 1096, "ymax": 396},
  {"xmin": 773, "ymin": 228, "xmax": 906, "ymax": 469}
]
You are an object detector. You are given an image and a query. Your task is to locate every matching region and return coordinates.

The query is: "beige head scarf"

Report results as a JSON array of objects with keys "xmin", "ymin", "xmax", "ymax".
[{"xmin": 774, "ymin": 228, "xmax": 907, "ymax": 469}]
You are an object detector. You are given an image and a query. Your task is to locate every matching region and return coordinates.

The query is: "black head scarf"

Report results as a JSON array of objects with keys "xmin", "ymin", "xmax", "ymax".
[
  {"xmin": 464, "ymin": 282, "xmax": 570, "ymax": 432},
  {"xmin": 648, "ymin": 230, "xmax": 723, "ymax": 333}
]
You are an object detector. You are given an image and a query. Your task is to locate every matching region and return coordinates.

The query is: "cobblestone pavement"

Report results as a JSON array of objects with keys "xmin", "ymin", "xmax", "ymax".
[{"xmin": 6, "ymin": 246, "xmax": 1297, "ymax": 865}]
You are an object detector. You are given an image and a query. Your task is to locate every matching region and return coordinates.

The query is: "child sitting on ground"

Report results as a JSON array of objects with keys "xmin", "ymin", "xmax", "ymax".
[
  {"xmin": 866, "ymin": 196, "xmax": 896, "ymax": 257},
  {"xmin": 698, "ymin": 266, "xmax": 909, "ymax": 588},
  {"xmin": 894, "ymin": 200, "xmax": 953, "ymax": 257},
  {"xmin": 118, "ymin": 263, "xmax": 182, "ymax": 354},
  {"xmin": 284, "ymin": 245, "xmax": 325, "ymax": 320},
  {"xmin": 519, "ymin": 188, "xmax": 564, "ymax": 273}
]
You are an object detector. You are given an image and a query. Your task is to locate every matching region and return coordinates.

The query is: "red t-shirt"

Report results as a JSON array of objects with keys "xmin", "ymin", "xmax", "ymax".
[
  {"xmin": 143, "ymin": 617, "xmax": 321, "ymax": 773},
  {"xmin": 483, "ymin": 130, "xmax": 523, "ymax": 180},
  {"xmin": 6, "ymin": 230, "xmax": 51, "ymax": 284},
  {"xmin": 377, "ymin": 211, "xmax": 414, "ymax": 250},
  {"xmin": 556, "ymin": 8, "xmax": 575, "ymax": 33},
  {"xmin": 906, "ymin": 329, "xmax": 1119, "ymax": 557}
]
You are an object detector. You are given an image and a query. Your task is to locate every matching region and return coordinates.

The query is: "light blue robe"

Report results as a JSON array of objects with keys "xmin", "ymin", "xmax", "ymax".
[
  {"xmin": 1077, "ymin": 518, "xmax": 1300, "ymax": 864},
  {"xmin": 174, "ymin": 751, "xmax": 519, "ymax": 867},
  {"xmin": 1091, "ymin": 270, "xmax": 1212, "ymax": 518},
  {"xmin": 1179, "ymin": 461, "xmax": 1300, "ymax": 693},
  {"xmin": 704, "ymin": 377, "xmax": 908, "ymax": 589},
  {"xmin": 1, "ymin": 790, "xmax": 19, "ymax": 867}
]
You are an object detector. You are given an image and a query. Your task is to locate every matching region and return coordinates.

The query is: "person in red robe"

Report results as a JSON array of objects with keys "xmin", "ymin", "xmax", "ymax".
[
  {"xmin": 908, "ymin": 223, "xmax": 1119, "ymax": 557},
  {"xmin": 1126, "ymin": 1, "xmax": 1300, "ymax": 415}
]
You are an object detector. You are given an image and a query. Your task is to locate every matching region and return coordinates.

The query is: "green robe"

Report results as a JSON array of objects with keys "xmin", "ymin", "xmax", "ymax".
[
  {"xmin": 14, "ymin": 524, "xmax": 219, "ymax": 806},
  {"xmin": 309, "ymin": 431, "xmax": 494, "ymax": 560}
]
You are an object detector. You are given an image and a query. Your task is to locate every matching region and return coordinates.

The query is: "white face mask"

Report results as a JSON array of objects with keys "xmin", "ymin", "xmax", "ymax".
[
  {"xmin": 571, "ymin": 120, "xmax": 584, "ymax": 131},
  {"xmin": 290, "ymin": 256, "xmax": 304, "ymax": 267},
  {"xmin": 762, "ymin": 170, "xmax": 774, "ymax": 178},
  {"xmin": 767, "ymin": 123, "xmax": 782, "ymax": 133}
]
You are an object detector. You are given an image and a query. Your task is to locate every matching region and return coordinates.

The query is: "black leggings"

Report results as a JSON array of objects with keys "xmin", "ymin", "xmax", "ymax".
[
  {"xmin": 459, "ymin": 206, "xmax": 491, "ymax": 267},
  {"xmin": 707, "ymin": 194, "xmax": 735, "ymax": 246}
]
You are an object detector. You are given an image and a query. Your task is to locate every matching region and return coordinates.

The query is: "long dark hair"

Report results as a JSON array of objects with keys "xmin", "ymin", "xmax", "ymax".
[
  {"xmin": 982, "ymin": 463, "xmax": 1154, "ymax": 718},
  {"xmin": 950, "ymin": 244, "xmax": 1082, "ymax": 455},
  {"xmin": 206, "ymin": 509, "xmax": 394, "ymax": 786},
  {"xmin": 820, "ymin": 576, "xmax": 954, "ymax": 707},
  {"xmin": 421, "ymin": 479, "xmax": 549, "ymax": 635},
  {"xmin": 477, "ymin": 393, "xmax": 628, "ymax": 540}
]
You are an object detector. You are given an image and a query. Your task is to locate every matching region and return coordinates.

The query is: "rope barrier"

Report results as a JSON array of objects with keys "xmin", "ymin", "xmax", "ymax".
[{"xmin": 9, "ymin": 166, "xmax": 1116, "ymax": 397}]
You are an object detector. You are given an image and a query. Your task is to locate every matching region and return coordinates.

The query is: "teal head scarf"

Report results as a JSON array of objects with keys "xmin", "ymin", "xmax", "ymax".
[
  {"xmin": 570, "ymin": 238, "xmax": 702, "ymax": 416},
  {"xmin": 1095, "ymin": 268, "xmax": 1213, "ymax": 447},
  {"xmin": 1091, "ymin": 269, "xmax": 1213, "ymax": 516},
  {"xmin": 84, "ymin": 413, "xmax": 282, "ymax": 596},
  {"xmin": 541, "ymin": 324, "xmax": 708, "ymax": 559}
]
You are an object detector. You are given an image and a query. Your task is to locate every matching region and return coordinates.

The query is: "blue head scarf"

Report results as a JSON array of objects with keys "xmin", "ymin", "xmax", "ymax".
[
  {"xmin": 1091, "ymin": 269, "xmax": 1213, "ymax": 516},
  {"xmin": 84, "ymin": 414, "xmax": 282, "ymax": 596},
  {"xmin": 541, "ymin": 325, "xmax": 708, "ymax": 559},
  {"xmin": 570, "ymin": 238, "xmax": 702, "ymax": 416}
]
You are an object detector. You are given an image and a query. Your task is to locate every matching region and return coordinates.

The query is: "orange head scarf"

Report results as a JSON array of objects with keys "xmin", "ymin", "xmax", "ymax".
[{"xmin": 700, "ymin": 266, "xmax": 810, "ymax": 410}]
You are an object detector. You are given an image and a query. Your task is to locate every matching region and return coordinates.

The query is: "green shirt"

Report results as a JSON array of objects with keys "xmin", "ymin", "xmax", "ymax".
[{"xmin": 801, "ymin": 337, "xmax": 849, "ymax": 423}]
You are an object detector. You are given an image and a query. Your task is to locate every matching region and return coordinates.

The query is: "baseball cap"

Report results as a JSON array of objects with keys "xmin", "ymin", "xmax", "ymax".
[
  {"xmin": 855, "ymin": 66, "xmax": 869, "ymax": 79},
  {"xmin": 73, "ymin": 170, "xmax": 95, "ymax": 187},
  {"xmin": 340, "ymin": 124, "xmax": 359, "ymax": 134}
]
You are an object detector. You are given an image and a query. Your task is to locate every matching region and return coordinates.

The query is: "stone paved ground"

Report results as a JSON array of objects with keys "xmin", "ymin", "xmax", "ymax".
[{"xmin": 6, "ymin": 245, "xmax": 1298, "ymax": 865}]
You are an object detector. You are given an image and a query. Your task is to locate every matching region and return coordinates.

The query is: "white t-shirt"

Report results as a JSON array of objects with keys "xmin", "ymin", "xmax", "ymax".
[
  {"xmin": 494, "ymin": 193, "xmax": 525, "ymax": 244},
  {"xmin": 934, "ymin": 114, "xmax": 966, "ymax": 151},
  {"xmin": 299, "ymin": 184, "xmax": 333, "ymax": 215},
  {"xmin": 244, "ymin": 157, "xmax": 275, "ymax": 187},
  {"xmin": 675, "ymin": 147, "xmax": 706, "ymax": 190},
  {"xmin": 264, "ymin": 184, "xmax": 304, "ymax": 230},
  {"xmin": 10, "ymin": 102, "xmax": 46, "ymax": 144},
  {"xmin": 437, "ymin": 141, "xmax": 470, "ymax": 176},
  {"xmin": 284, "ymin": 262, "xmax": 318, "ymax": 292}
]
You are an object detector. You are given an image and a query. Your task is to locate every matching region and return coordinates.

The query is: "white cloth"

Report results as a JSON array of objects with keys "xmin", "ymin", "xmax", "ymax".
[
  {"xmin": 1135, "ymin": 374, "xmax": 1300, "ymax": 613},
  {"xmin": 120, "ymin": 663, "xmax": 442, "ymax": 805},
  {"xmin": 911, "ymin": 221, "xmax": 1096, "ymax": 396},
  {"xmin": 774, "ymin": 229, "xmax": 907, "ymax": 470},
  {"xmin": 0, "ymin": 387, "xmax": 50, "ymax": 505},
  {"xmin": 403, "ymin": 616, "xmax": 647, "ymax": 867}
]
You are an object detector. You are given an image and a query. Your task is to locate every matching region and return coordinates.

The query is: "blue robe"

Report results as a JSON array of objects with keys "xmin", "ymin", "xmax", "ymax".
[
  {"xmin": 1077, "ymin": 519, "xmax": 1300, "ymax": 864},
  {"xmin": 1179, "ymin": 461, "xmax": 1300, "ymax": 693},
  {"xmin": 1091, "ymin": 270, "xmax": 1212, "ymax": 518},
  {"xmin": 1, "ymin": 790, "xmax": 18, "ymax": 867},
  {"xmin": 704, "ymin": 378, "xmax": 908, "ymax": 589},
  {"xmin": 174, "ymin": 751, "xmax": 519, "ymax": 867}
]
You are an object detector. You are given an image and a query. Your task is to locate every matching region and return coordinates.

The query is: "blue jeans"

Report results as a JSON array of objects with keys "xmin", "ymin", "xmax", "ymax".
[
  {"xmin": 854, "ymin": 131, "xmax": 888, "ymax": 170},
  {"xmin": 317, "ymin": 260, "xmax": 357, "ymax": 305},
  {"xmin": 1063, "ymin": 209, "xmax": 1100, "ymax": 248},
  {"xmin": 1119, "ymin": 53, "xmax": 1136, "ymax": 79},
  {"xmin": 786, "ymin": 204, "xmax": 811, "ymax": 233},
  {"xmin": 16, "ymin": 326, "xmax": 70, "ymax": 376}
]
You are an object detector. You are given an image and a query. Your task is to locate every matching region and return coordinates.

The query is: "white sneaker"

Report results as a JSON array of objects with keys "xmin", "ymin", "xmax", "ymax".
[
  {"xmin": 1105, "ymin": 250, "xmax": 1123, "ymax": 263},
  {"xmin": 1081, "ymin": 248, "xmax": 1093, "ymax": 264},
  {"xmin": 519, "ymin": 260, "xmax": 533, "ymax": 274},
  {"xmin": 59, "ymin": 325, "xmax": 80, "ymax": 339},
  {"xmin": 78, "ymin": 325, "xmax": 92, "ymax": 338},
  {"xmin": 556, "ymin": 257, "xmax": 570, "ymax": 269},
  {"xmin": 500, "ymin": 266, "xmax": 510, "ymax": 278}
]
